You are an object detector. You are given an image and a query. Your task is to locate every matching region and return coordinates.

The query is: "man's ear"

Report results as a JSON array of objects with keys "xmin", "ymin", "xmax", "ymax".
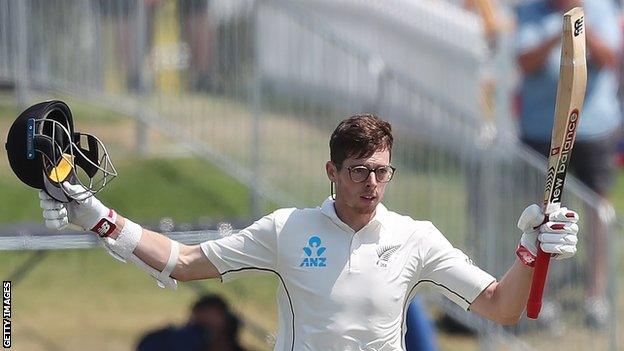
[{"xmin": 326, "ymin": 161, "xmax": 337, "ymax": 182}]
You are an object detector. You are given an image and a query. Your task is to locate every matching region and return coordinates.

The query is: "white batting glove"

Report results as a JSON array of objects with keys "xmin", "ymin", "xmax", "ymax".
[
  {"xmin": 39, "ymin": 182, "xmax": 117, "ymax": 236},
  {"xmin": 516, "ymin": 204, "xmax": 579, "ymax": 267},
  {"xmin": 39, "ymin": 191, "xmax": 71, "ymax": 230}
]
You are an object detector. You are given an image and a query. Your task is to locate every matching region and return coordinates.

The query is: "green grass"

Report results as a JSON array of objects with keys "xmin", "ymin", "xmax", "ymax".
[
  {"xmin": 99, "ymin": 157, "xmax": 252, "ymax": 221},
  {"xmin": 0, "ymin": 99, "xmax": 19, "ymax": 120},
  {"xmin": 1, "ymin": 250, "xmax": 278, "ymax": 351},
  {"xmin": 610, "ymin": 168, "xmax": 624, "ymax": 213},
  {"xmin": 0, "ymin": 94, "xmax": 128, "ymax": 123},
  {"xmin": 0, "ymin": 156, "xmax": 252, "ymax": 224}
]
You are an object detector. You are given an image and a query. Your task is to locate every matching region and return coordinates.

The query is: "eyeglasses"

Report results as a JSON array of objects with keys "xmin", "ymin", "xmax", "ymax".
[{"xmin": 346, "ymin": 165, "xmax": 396, "ymax": 183}]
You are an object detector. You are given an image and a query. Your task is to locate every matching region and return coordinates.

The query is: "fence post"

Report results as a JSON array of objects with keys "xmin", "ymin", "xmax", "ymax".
[
  {"xmin": 249, "ymin": 0, "xmax": 263, "ymax": 218},
  {"xmin": 13, "ymin": 0, "xmax": 28, "ymax": 108},
  {"xmin": 136, "ymin": 0, "xmax": 149, "ymax": 154},
  {"xmin": 369, "ymin": 55, "xmax": 387, "ymax": 116},
  {"xmin": 607, "ymin": 211, "xmax": 620, "ymax": 351}
]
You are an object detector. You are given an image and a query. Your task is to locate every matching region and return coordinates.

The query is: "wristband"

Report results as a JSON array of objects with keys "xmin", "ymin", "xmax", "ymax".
[
  {"xmin": 516, "ymin": 245, "xmax": 536, "ymax": 268},
  {"xmin": 113, "ymin": 218, "xmax": 143, "ymax": 259},
  {"xmin": 100, "ymin": 218, "xmax": 178, "ymax": 289}
]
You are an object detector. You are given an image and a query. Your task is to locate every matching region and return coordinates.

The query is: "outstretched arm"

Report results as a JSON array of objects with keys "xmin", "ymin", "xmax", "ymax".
[
  {"xmin": 107, "ymin": 216, "xmax": 220, "ymax": 281},
  {"xmin": 40, "ymin": 182, "xmax": 221, "ymax": 287}
]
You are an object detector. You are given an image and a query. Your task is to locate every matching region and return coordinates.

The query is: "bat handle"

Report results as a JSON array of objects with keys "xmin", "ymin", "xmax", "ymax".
[{"xmin": 527, "ymin": 248, "xmax": 552, "ymax": 319}]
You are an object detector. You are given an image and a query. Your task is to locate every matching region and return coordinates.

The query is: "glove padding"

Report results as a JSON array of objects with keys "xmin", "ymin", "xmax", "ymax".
[
  {"xmin": 39, "ymin": 182, "xmax": 111, "ymax": 231},
  {"xmin": 40, "ymin": 183, "xmax": 124, "ymax": 259},
  {"xmin": 518, "ymin": 204, "xmax": 579, "ymax": 260}
]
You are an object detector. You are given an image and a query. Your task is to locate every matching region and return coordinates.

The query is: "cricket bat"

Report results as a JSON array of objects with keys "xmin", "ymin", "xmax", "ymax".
[{"xmin": 527, "ymin": 7, "xmax": 587, "ymax": 319}]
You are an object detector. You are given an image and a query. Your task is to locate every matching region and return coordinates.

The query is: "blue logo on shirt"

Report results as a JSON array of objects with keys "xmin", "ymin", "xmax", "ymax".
[{"xmin": 299, "ymin": 235, "xmax": 327, "ymax": 267}]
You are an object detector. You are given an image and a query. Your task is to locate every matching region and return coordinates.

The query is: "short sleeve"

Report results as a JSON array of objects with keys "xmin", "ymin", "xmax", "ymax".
[
  {"xmin": 419, "ymin": 224, "xmax": 496, "ymax": 310},
  {"xmin": 200, "ymin": 212, "xmax": 278, "ymax": 282}
]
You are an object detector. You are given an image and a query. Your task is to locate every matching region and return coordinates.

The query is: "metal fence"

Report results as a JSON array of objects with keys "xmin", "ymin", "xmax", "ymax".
[{"xmin": 0, "ymin": 0, "xmax": 619, "ymax": 350}]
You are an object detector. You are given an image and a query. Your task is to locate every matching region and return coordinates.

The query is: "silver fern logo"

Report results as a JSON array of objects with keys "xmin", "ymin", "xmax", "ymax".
[{"xmin": 376, "ymin": 244, "xmax": 401, "ymax": 267}]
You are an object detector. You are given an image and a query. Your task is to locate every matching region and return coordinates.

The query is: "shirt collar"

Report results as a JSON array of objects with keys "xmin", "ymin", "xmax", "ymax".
[{"xmin": 320, "ymin": 196, "xmax": 389, "ymax": 232}]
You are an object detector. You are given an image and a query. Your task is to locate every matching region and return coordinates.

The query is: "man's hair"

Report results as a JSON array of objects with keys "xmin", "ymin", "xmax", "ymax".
[
  {"xmin": 192, "ymin": 294, "xmax": 228, "ymax": 313},
  {"xmin": 191, "ymin": 294, "xmax": 242, "ymax": 340},
  {"xmin": 329, "ymin": 114, "xmax": 393, "ymax": 168}
]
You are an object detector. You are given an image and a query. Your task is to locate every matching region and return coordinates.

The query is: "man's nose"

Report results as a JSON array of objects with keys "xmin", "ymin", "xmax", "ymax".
[{"xmin": 365, "ymin": 171, "xmax": 378, "ymax": 186}]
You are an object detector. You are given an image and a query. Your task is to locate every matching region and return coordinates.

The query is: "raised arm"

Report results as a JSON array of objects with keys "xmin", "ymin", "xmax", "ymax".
[
  {"xmin": 469, "ymin": 259, "xmax": 533, "ymax": 324},
  {"xmin": 469, "ymin": 205, "xmax": 579, "ymax": 324}
]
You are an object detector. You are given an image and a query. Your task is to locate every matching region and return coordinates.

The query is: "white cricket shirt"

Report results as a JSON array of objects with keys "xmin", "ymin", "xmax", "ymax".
[{"xmin": 200, "ymin": 198, "xmax": 496, "ymax": 351}]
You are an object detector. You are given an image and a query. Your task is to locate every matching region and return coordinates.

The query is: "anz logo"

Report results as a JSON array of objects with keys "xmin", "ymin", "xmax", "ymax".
[{"xmin": 299, "ymin": 236, "xmax": 327, "ymax": 268}]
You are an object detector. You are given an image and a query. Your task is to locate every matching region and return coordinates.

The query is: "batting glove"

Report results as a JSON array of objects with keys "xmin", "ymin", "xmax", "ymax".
[
  {"xmin": 39, "ymin": 182, "xmax": 117, "ymax": 236},
  {"xmin": 516, "ymin": 204, "xmax": 579, "ymax": 267}
]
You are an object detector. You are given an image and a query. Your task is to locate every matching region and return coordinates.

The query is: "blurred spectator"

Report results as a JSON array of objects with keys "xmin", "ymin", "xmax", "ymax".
[
  {"xmin": 136, "ymin": 294, "xmax": 248, "ymax": 351},
  {"xmin": 514, "ymin": 0, "xmax": 622, "ymax": 329},
  {"xmin": 96, "ymin": 1, "xmax": 150, "ymax": 92},
  {"xmin": 405, "ymin": 298, "xmax": 438, "ymax": 351},
  {"xmin": 179, "ymin": 0, "xmax": 215, "ymax": 92}
]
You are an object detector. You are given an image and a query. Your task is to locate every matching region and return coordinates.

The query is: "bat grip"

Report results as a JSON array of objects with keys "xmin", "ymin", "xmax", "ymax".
[{"xmin": 527, "ymin": 248, "xmax": 552, "ymax": 319}]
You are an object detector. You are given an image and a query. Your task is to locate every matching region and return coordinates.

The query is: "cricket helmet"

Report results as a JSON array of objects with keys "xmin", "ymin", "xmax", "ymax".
[{"xmin": 5, "ymin": 100, "xmax": 117, "ymax": 202}]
